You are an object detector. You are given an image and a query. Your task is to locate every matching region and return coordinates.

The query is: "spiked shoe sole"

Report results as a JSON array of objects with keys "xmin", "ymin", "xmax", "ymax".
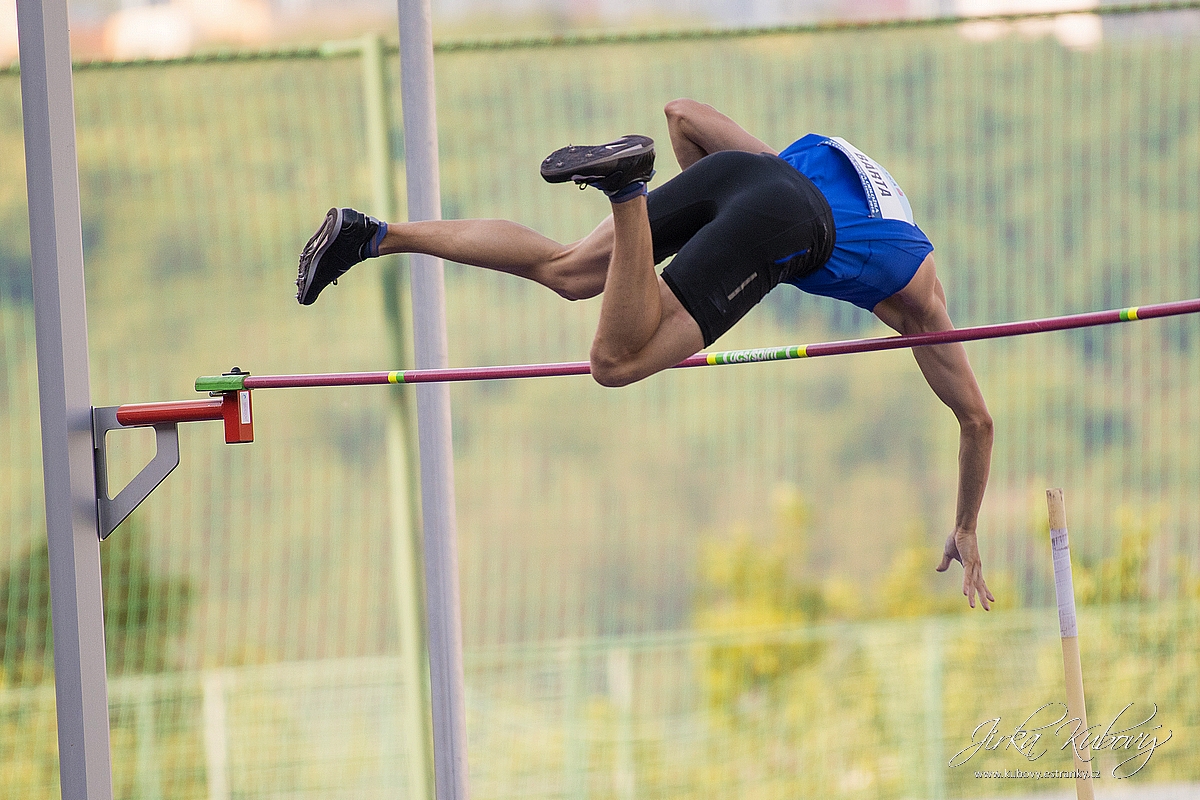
[
  {"xmin": 540, "ymin": 135, "xmax": 655, "ymax": 190},
  {"xmin": 296, "ymin": 207, "xmax": 343, "ymax": 305}
]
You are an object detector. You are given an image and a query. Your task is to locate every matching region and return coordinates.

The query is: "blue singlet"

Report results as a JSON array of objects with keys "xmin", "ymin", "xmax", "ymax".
[{"xmin": 777, "ymin": 134, "xmax": 933, "ymax": 311}]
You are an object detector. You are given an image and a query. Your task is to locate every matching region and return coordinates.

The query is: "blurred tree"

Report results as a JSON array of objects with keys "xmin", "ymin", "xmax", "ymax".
[
  {"xmin": 877, "ymin": 522, "xmax": 965, "ymax": 618},
  {"xmin": 0, "ymin": 211, "xmax": 32, "ymax": 306},
  {"xmin": 0, "ymin": 514, "xmax": 192, "ymax": 684},
  {"xmin": 693, "ymin": 485, "xmax": 825, "ymax": 716},
  {"xmin": 1073, "ymin": 505, "xmax": 1157, "ymax": 605}
]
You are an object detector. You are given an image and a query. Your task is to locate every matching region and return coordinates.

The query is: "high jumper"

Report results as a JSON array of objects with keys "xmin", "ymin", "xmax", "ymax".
[{"xmin": 294, "ymin": 98, "xmax": 996, "ymax": 611}]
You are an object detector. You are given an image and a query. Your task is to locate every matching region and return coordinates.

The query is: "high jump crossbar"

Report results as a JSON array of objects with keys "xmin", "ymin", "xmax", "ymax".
[
  {"xmin": 97, "ymin": 296, "xmax": 1199, "ymax": 539},
  {"xmin": 186, "ymin": 297, "xmax": 1200, "ymax": 393}
]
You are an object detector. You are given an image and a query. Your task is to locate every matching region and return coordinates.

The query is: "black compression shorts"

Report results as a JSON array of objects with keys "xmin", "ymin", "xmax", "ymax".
[{"xmin": 649, "ymin": 150, "xmax": 835, "ymax": 346}]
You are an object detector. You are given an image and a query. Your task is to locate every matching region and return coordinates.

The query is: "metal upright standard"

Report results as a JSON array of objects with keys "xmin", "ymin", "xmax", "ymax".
[
  {"xmin": 18, "ymin": 0, "xmax": 114, "ymax": 797},
  {"xmin": 361, "ymin": 33, "xmax": 437, "ymax": 800},
  {"xmin": 395, "ymin": 0, "xmax": 472, "ymax": 797}
]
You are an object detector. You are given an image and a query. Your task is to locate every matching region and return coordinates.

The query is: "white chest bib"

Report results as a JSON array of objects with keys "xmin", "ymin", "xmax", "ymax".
[{"xmin": 823, "ymin": 136, "xmax": 915, "ymax": 225}]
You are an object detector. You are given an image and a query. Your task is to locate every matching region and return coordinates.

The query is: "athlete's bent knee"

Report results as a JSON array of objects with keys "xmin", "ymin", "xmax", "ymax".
[
  {"xmin": 533, "ymin": 262, "xmax": 600, "ymax": 301},
  {"xmin": 552, "ymin": 278, "xmax": 602, "ymax": 302},
  {"xmin": 542, "ymin": 246, "xmax": 606, "ymax": 301},
  {"xmin": 589, "ymin": 350, "xmax": 639, "ymax": 388}
]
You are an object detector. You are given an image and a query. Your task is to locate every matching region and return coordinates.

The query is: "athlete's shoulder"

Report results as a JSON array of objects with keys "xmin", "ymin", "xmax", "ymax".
[{"xmin": 778, "ymin": 132, "xmax": 830, "ymax": 156}]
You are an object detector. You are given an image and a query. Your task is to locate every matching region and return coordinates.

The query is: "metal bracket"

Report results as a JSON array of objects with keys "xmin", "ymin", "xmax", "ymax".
[{"xmin": 92, "ymin": 405, "xmax": 180, "ymax": 540}]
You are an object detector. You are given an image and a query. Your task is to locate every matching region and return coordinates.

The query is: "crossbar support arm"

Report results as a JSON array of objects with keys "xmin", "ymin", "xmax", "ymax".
[
  {"xmin": 92, "ymin": 407, "xmax": 181, "ymax": 541},
  {"xmin": 93, "ymin": 391, "xmax": 254, "ymax": 538}
]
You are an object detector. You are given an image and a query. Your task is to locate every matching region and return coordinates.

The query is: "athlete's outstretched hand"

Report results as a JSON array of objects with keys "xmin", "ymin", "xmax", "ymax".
[{"xmin": 936, "ymin": 528, "xmax": 995, "ymax": 610}]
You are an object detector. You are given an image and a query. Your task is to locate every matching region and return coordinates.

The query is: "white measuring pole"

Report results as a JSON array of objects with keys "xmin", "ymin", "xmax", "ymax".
[
  {"xmin": 394, "ymin": 2, "xmax": 471, "ymax": 798},
  {"xmin": 1046, "ymin": 489, "xmax": 1095, "ymax": 800}
]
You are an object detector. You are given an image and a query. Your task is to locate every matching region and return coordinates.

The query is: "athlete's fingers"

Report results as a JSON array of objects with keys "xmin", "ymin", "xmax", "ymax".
[
  {"xmin": 965, "ymin": 561, "xmax": 993, "ymax": 611},
  {"xmin": 980, "ymin": 577, "xmax": 995, "ymax": 610}
]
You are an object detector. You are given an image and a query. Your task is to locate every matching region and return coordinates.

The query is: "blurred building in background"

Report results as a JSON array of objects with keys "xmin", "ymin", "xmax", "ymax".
[
  {"xmin": 1, "ymin": 0, "xmax": 1158, "ymax": 63},
  {"xmin": 4, "ymin": 0, "xmax": 1197, "ymax": 66}
]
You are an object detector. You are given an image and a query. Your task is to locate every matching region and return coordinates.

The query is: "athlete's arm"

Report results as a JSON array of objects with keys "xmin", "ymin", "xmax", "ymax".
[
  {"xmin": 663, "ymin": 99, "xmax": 776, "ymax": 170},
  {"xmin": 873, "ymin": 256, "xmax": 996, "ymax": 611}
]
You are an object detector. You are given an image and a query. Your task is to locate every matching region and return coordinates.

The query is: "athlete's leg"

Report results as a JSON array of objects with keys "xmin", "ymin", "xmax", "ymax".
[
  {"xmin": 589, "ymin": 194, "xmax": 705, "ymax": 387},
  {"xmin": 296, "ymin": 206, "xmax": 615, "ymax": 305},
  {"xmin": 299, "ymin": 138, "xmax": 660, "ymax": 307},
  {"xmin": 376, "ymin": 182, "xmax": 703, "ymax": 384},
  {"xmin": 591, "ymin": 147, "xmax": 832, "ymax": 386},
  {"xmin": 380, "ymin": 216, "xmax": 614, "ymax": 301}
]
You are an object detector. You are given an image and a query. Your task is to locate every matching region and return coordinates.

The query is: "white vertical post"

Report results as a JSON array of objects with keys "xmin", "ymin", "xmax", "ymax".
[
  {"xmin": 1046, "ymin": 489, "xmax": 1095, "ymax": 800},
  {"xmin": 202, "ymin": 671, "xmax": 230, "ymax": 800},
  {"xmin": 607, "ymin": 648, "xmax": 635, "ymax": 800},
  {"xmin": 17, "ymin": 1, "xmax": 115, "ymax": 798},
  {"xmin": 394, "ymin": 3, "xmax": 471, "ymax": 800}
]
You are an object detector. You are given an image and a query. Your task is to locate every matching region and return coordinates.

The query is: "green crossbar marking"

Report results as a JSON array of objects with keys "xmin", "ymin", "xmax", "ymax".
[
  {"xmin": 712, "ymin": 346, "xmax": 796, "ymax": 365},
  {"xmin": 195, "ymin": 374, "xmax": 248, "ymax": 393}
]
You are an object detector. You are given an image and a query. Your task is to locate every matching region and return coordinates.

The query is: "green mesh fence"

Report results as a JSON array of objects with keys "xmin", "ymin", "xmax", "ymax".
[{"xmin": 2, "ymin": 6, "xmax": 1200, "ymax": 799}]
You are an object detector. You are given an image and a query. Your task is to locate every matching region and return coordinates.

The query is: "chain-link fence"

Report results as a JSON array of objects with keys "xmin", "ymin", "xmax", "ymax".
[{"xmin": 2, "ymin": 5, "xmax": 1199, "ymax": 798}]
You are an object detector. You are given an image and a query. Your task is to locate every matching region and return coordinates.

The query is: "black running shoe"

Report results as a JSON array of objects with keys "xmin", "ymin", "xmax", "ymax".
[
  {"xmin": 295, "ymin": 207, "xmax": 386, "ymax": 305},
  {"xmin": 540, "ymin": 135, "xmax": 656, "ymax": 195}
]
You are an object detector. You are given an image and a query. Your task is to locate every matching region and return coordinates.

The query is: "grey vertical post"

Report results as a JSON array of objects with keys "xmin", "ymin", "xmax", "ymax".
[
  {"xmin": 394, "ymin": 3, "xmax": 471, "ymax": 800},
  {"xmin": 360, "ymin": 34, "xmax": 434, "ymax": 800},
  {"xmin": 16, "ymin": 1, "xmax": 115, "ymax": 799}
]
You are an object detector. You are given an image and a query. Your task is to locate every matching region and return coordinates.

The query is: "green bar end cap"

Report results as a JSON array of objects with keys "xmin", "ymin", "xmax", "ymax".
[{"xmin": 196, "ymin": 368, "xmax": 249, "ymax": 394}]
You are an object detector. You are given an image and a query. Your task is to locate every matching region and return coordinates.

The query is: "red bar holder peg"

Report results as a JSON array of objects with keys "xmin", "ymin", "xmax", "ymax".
[{"xmin": 222, "ymin": 389, "xmax": 254, "ymax": 444}]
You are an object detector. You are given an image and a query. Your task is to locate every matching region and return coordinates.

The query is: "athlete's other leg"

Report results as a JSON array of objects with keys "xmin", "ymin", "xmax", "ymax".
[
  {"xmin": 379, "ymin": 216, "xmax": 614, "ymax": 301},
  {"xmin": 588, "ymin": 194, "xmax": 705, "ymax": 387},
  {"xmin": 296, "ymin": 207, "xmax": 615, "ymax": 306},
  {"xmin": 383, "ymin": 103, "xmax": 779, "ymax": 299}
]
